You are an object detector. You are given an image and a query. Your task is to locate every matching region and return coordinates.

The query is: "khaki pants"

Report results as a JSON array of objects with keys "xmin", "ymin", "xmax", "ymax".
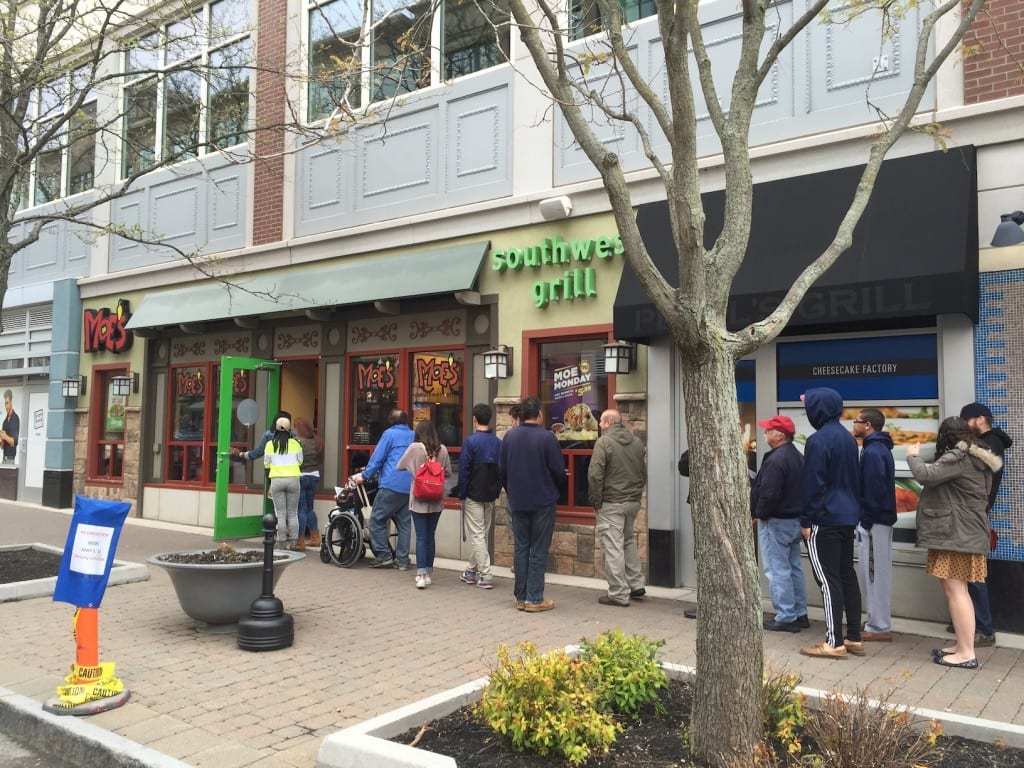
[
  {"xmin": 596, "ymin": 500, "xmax": 644, "ymax": 602},
  {"xmin": 463, "ymin": 498, "xmax": 494, "ymax": 580}
]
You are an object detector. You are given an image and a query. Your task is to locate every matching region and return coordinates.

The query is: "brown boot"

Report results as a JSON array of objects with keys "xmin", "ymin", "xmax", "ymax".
[
  {"xmin": 309, "ymin": 529, "xmax": 321, "ymax": 548},
  {"xmin": 293, "ymin": 537, "xmax": 306, "ymax": 551}
]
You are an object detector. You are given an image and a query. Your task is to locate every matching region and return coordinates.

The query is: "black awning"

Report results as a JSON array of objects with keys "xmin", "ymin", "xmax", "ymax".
[{"xmin": 614, "ymin": 146, "xmax": 978, "ymax": 341}]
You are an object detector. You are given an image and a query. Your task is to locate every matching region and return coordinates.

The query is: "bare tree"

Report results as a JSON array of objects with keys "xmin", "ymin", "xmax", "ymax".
[{"xmin": 503, "ymin": 0, "xmax": 987, "ymax": 763}]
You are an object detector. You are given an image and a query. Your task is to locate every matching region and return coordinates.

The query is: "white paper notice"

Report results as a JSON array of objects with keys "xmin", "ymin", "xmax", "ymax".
[{"xmin": 69, "ymin": 524, "xmax": 115, "ymax": 575}]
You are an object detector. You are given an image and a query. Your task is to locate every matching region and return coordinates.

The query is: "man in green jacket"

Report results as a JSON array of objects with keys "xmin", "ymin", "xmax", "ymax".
[{"xmin": 588, "ymin": 410, "xmax": 647, "ymax": 607}]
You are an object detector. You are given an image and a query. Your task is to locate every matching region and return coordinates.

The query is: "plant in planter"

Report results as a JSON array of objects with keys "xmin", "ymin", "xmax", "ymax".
[{"xmin": 148, "ymin": 542, "xmax": 303, "ymax": 625}]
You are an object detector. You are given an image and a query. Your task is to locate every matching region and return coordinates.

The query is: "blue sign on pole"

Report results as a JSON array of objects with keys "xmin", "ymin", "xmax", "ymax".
[{"xmin": 53, "ymin": 496, "xmax": 132, "ymax": 609}]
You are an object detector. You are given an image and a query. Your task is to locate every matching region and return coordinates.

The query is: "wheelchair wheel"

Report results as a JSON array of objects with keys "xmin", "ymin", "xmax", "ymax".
[{"xmin": 326, "ymin": 512, "xmax": 364, "ymax": 568}]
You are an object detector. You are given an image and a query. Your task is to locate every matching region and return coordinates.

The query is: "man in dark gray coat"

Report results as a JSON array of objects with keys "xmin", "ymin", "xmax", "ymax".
[{"xmin": 588, "ymin": 410, "xmax": 647, "ymax": 607}]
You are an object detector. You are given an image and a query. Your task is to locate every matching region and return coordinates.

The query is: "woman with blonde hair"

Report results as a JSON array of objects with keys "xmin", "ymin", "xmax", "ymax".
[
  {"xmin": 907, "ymin": 416, "xmax": 1000, "ymax": 670},
  {"xmin": 397, "ymin": 420, "xmax": 452, "ymax": 589},
  {"xmin": 264, "ymin": 416, "xmax": 303, "ymax": 549}
]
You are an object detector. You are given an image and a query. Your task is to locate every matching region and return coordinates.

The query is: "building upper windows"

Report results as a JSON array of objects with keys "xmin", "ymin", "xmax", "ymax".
[
  {"xmin": 570, "ymin": 0, "xmax": 656, "ymax": 41},
  {"xmin": 307, "ymin": 0, "xmax": 511, "ymax": 123},
  {"xmin": 122, "ymin": 0, "xmax": 253, "ymax": 179}
]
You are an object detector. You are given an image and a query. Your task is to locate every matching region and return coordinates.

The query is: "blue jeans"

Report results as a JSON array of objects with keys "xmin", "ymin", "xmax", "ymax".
[
  {"xmin": 298, "ymin": 475, "xmax": 319, "ymax": 536},
  {"xmin": 758, "ymin": 517, "xmax": 808, "ymax": 624},
  {"xmin": 413, "ymin": 512, "xmax": 442, "ymax": 574},
  {"xmin": 510, "ymin": 504, "xmax": 556, "ymax": 604},
  {"xmin": 968, "ymin": 580, "xmax": 995, "ymax": 635},
  {"xmin": 369, "ymin": 487, "xmax": 411, "ymax": 562}
]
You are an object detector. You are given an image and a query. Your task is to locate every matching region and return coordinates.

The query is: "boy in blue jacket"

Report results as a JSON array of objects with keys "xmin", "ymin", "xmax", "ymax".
[{"xmin": 799, "ymin": 387, "xmax": 863, "ymax": 659}]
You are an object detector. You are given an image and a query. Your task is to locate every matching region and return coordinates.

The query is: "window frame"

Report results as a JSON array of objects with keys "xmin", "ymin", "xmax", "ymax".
[
  {"xmin": 86, "ymin": 366, "xmax": 130, "ymax": 484},
  {"xmin": 522, "ymin": 324, "xmax": 617, "ymax": 525}
]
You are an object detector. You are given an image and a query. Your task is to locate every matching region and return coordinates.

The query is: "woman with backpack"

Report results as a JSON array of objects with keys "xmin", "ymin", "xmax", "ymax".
[
  {"xmin": 397, "ymin": 420, "xmax": 452, "ymax": 589},
  {"xmin": 264, "ymin": 416, "xmax": 304, "ymax": 549}
]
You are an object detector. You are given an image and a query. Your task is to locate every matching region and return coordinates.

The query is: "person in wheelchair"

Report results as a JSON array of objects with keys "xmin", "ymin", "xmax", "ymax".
[{"xmin": 351, "ymin": 409, "xmax": 415, "ymax": 570}]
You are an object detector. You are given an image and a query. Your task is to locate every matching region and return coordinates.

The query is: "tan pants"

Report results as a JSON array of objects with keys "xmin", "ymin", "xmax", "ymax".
[
  {"xmin": 596, "ymin": 500, "xmax": 644, "ymax": 602},
  {"xmin": 462, "ymin": 498, "xmax": 494, "ymax": 580}
]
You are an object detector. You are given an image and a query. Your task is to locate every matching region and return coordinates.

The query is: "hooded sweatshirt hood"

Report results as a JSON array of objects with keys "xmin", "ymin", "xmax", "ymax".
[
  {"xmin": 803, "ymin": 387, "xmax": 844, "ymax": 430},
  {"xmin": 983, "ymin": 427, "xmax": 1014, "ymax": 452},
  {"xmin": 863, "ymin": 430, "xmax": 894, "ymax": 451}
]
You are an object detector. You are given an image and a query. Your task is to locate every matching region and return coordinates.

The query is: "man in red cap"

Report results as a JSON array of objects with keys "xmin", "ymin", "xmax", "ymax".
[{"xmin": 751, "ymin": 415, "xmax": 809, "ymax": 632}]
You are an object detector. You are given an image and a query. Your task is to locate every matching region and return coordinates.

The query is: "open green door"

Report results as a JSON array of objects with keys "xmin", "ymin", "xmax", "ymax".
[{"xmin": 213, "ymin": 356, "xmax": 281, "ymax": 540}]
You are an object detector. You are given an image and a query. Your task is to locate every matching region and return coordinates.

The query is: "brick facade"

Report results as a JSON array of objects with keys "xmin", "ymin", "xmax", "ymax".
[
  {"xmin": 963, "ymin": 0, "xmax": 1024, "ymax": 103},
  {"xmin": 492, "ymin": 395, "xmax": 649, "ymax": 579},
  {"xmin": 252, "ymin": 0, "xmax": 288, "ymax": 245}
]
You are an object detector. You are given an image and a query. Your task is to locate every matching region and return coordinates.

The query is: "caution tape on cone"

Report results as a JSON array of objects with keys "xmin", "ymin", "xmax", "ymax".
[{"xmin": 51, "ymin": 662, "xmax": 125, "ymax": 707}]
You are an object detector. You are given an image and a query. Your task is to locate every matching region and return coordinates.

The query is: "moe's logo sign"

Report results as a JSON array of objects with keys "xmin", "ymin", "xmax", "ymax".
[
  {"xmin": 491, "ymin": 234, "xmax": 623, "ymax": 309},
  {"xmin": 84, "ymin": 299, "xmax": 133, "ymax": 354}
]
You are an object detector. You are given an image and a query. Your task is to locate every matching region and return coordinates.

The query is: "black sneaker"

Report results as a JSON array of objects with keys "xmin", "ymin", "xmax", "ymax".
[
  {"xmin": 368, "ymin": 556, "xmax": 396, "ymax": 569},
  {"xmin": 683, "ymin": 608, "xmax": 698, "ymax": 619},
  {"xmin": 630, "ymin": 588, "xmax": 647, "ymax": 600},
  {"xmin": 796, "ymin": 614, "xmax": 810, "ymax": 628},
  {"xmin": 394, "ymin": 560, "xmax": 410, "ymax": 571},
  {"xmin": 763, "ymin": 618, "xmax": 802, "ymax": 633}
]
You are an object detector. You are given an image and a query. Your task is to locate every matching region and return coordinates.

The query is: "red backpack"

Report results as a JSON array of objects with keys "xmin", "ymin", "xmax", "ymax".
[{"xmin": 413, "ymin": 452, "xmax": 445, "ymax": 501}]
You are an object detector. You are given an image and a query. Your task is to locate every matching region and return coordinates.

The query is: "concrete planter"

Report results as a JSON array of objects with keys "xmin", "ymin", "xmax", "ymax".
[
  {"xmin": 315, "ymin": 659, "xmax": 1024, "ymax": 768},
  {"xmin": 147, "ymin": 549, "xmax": 304, "ymax": 625}
]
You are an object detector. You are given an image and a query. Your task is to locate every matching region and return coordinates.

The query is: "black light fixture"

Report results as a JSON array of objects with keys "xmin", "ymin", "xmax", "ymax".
[
  {"xmin": 61, "ymin": 376, "xmax": 86, "ymax": 398},
  {"xmin": 991, "ymin": 211, "xmax": 1024, "ymax": 247},
  {"xmin": 110, "ymin": 372, "xmax": 139, "ymax": 397},
  {"xmin": 483, "ymin": 345, "xmax": 513, "ymax": 380},
  {"xmin": 602, "ymin": 340, "xmax": 636, "ymax": 374}
]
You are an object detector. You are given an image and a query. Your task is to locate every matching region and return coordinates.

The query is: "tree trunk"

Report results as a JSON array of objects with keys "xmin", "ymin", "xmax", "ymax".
[{"xmin": 681, "ymin": 348, "xmax": 763, "ymax": 765}]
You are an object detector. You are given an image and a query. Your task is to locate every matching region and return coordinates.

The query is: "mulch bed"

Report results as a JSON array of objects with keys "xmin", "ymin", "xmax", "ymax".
[
  {"xmin": 396, "ymin": 678, "xmax": 1024, "ymax": 767},
  {"xmin": 0, "ymin": 548, "xmax": 64, "ymax": 584}
]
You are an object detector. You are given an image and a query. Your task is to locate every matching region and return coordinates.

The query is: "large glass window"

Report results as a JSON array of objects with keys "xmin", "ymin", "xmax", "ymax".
[
  {"xmin": 88, "ymin": 370, "xmax": 128, "ymax": 482},
  {"xmin": 68, "ymin": 103, "xmax": 97, "ymax": 194},
  {"xmin": 122, "ymin": 2, "xmax": 252, "ymax": 177},
  {"xmin": 570, "ymin": 0, "xmax": 657, "ymax": 41},
  {"xmin": 347, "ymin": 354, "xmax": 400, "ymax": 475},
  {"xmin": 307, "ymin": 0, "xmax": 510, "ymax": 122},
  {"xmin": 537, "ymin": 338, "xmax": 609, "ymax": 512}
]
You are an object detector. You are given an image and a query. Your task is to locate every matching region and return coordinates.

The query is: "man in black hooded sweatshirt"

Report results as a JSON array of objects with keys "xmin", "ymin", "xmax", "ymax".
[{"xmin": 957, "ymin": 402, "xmax": 1014, "ymax": 647}]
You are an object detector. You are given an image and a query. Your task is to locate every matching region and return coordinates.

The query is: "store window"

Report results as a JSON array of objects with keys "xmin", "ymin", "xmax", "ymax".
[
  {"xmin": 165, "ymin": 362, "xmax": 252, "ymax": 484},
  {"xmin": 345, "ymin": 348, "xmax": 465, "ymax": 486},
  {"xmin": 88, "ymin": 369, "xmax": 128, "ymax": 482},
  {"xmin": 531, "ymin": 331, "xmax": 614, "ymax": 520},
  {"xmin": 570, "ymin": 0, "xmax": 656, "ymax": 40}
]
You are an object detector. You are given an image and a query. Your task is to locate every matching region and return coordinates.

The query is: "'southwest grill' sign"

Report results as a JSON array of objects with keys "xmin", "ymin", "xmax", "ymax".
[{"xmin": 491, "ymin": 233, "xmax": 623, "ymax": 308}]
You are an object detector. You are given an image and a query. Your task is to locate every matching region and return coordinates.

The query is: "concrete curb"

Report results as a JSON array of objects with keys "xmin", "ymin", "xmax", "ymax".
[
  {"xmin": 0, "ymin": 543, "xmax": 149, "ymax": 603},
  {"xmin": 316, "ymin": 658, "xmax": 1024, "ymax": 767},
  {"xmin": 0, "ymin": 687, "xmax": 191, "ymax": 768}
]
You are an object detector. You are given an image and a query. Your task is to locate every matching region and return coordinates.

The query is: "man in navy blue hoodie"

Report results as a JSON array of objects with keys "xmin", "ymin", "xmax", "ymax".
[
  {"xmin": 499, "ymin": 396, "xmax": 565, "ymax": 612},
  {"xmin": 853, "ymin": 408, "xmax": 897, "ymax": 642},
  {"xmin": 799, "ymin": 387, "xmax": 863, "ymax": 659}
]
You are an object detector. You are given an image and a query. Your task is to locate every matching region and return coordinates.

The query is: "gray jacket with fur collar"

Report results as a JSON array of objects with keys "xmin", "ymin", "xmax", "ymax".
[{"xmin": 907, "ymin": 442, "xmax": 1002, "ymax": 555}]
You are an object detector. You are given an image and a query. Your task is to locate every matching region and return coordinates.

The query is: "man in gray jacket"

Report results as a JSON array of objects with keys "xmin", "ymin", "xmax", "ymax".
[{"xmin": 588, "ymin": 410, "xmax": 647, "ymax": 607}]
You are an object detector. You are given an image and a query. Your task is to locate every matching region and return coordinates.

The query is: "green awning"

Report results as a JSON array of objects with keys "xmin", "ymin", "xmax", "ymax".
[{"xmin": 126, "ymin": 241, "xmax": 490, "ymax": 330}]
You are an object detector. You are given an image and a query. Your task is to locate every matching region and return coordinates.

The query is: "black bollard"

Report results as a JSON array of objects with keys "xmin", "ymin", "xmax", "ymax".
[{"xmin": 237, "ymin": 512, "xmax": 294, "ymax": 651}]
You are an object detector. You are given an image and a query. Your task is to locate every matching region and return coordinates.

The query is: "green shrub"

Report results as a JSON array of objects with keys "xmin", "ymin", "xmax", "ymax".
[
  {"xmin": 762, "ymin": 668, "xmax": 808, "ymax": 756},
  {"xmin": 578, "ymin": 628, "xmax": 668, "ymax": 716},
  {"xmin": 477, "ymin": 641, "xmax": 620, "ymax": 765}
]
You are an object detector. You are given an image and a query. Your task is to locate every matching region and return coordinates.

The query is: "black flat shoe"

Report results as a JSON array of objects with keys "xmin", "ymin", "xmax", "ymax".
[
  {"xmin": 683, "ymin": 608, "xmax": 698, "ymax": 619},
  {"xmin": 931, "ymin": 648, "xmax": 954, "ymax": 658},
  {"xmin": 933, "ymin": 656, "xmax": 978, "ymax": 669}
]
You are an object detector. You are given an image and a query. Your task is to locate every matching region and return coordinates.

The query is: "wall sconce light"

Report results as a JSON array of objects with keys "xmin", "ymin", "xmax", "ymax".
[
  {"xmin": 991, "ymin": 211, "xmax": 1024, "ymax": 247},
  {"xmin": 483, "ymin": 345, "xmax": 513, "ymax": 380},
  {"xmin": 111, "ymin": 372, "xmax": 139, "ymax": 397},
  {"xmin": 538, "ymin": 195, "xmax": 573, "ymax": 221},
  {"xmin": 602, "ymin": 340, "xmax": 636, "ymax": 374},
  {"xmin": 61, "ymin": 376, "xmax": 86, "ymax": 398}
]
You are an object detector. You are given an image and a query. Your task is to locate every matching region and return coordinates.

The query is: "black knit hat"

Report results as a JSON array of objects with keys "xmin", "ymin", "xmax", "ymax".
[{"xmin": 959, "ymin": 402, "xmax": 992, "ymax": 421}]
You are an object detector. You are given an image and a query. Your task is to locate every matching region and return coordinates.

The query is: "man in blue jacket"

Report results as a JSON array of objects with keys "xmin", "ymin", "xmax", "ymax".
[
  {"xmin": 853, "ymin": 408, "xmax": 897, "ymax": 642},
  {"xmin": 799, "ymin": 387, "xmax": 863, "ymax": 659},
  {"xmin": 354, "ymin": 409, "xmax": 415, "ymax": 569},
  {"xmin": 499, "ymin": 396, "xmax": 565, "ymax": 612},
  {"xmin": 457, "ymin": 403, "xmax": 502, "ymax": 590},
  {"xmin": 751, "ymin": 415, "xmax": 808, "ymax": 632}
]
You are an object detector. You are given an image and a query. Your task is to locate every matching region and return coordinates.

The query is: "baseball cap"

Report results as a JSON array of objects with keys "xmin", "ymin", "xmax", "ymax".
[
  {"xmin": 757, "ymin": 415, "xmax": 796, "ymax": 436},
  {"xmin": 275, "ymin": 417, "xmax": 292, "ymax": 432},
  {"xmin": 959, "ymin": 402, "xmax": 992, "ymax": 421}
]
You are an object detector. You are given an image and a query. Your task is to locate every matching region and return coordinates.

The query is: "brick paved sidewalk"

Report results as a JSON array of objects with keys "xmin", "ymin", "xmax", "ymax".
[{"xmin": 2, "ymin": 503, "xmax": 1023, "ymax": 767}]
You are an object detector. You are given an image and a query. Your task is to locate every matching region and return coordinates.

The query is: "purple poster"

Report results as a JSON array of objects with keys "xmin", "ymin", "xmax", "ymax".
[{"xmin": 548, "ymin": 355, "xmax": 599, "ymax": 443}]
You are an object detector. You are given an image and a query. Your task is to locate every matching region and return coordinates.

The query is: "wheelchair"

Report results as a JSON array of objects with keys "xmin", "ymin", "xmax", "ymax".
[{"xmin": 320, "ymin": 478, "xmax": 396, "ymax": 567}]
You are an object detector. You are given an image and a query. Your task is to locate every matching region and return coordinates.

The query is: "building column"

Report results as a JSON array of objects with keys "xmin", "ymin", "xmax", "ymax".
[{"xmin": 43, "ymin": 278, "xmax": 82, "ymax": 508}]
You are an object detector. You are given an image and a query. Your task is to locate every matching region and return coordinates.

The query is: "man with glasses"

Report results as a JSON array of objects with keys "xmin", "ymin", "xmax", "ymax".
[{"xmin": 852, "ymin": 409, "xmax": 897, "ymax": 642}]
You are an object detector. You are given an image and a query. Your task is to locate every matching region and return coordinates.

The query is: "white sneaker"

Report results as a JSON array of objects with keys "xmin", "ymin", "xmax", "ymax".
[
  {"xmin": 424, "ymin": 574, "xmax": 432, "ymax": 586},
  {"xmin": 415, "ymin": 574, "xmax": 427, "ymax": 589}
]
